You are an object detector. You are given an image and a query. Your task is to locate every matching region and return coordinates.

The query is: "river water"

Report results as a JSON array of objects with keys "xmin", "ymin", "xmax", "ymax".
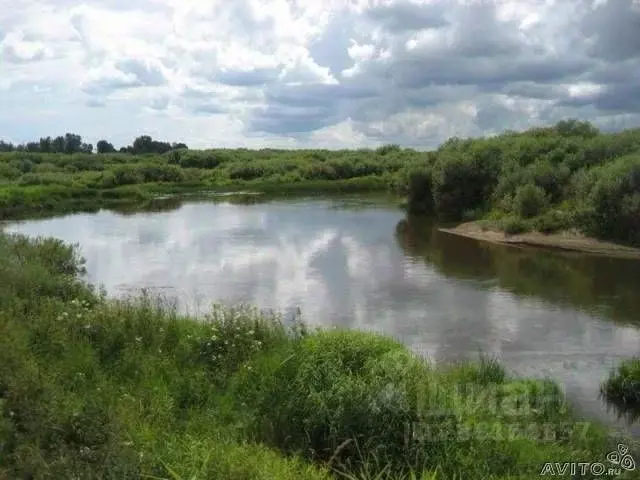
[{"xmin": 5, "ymin": 195, "xmax": 640, "ymax": 436}]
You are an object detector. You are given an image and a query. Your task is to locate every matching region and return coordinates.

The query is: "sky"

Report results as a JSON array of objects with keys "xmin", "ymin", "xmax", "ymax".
[{"xmin": 1, "ymin": 0, "xmax": 639, "ymax": 150}]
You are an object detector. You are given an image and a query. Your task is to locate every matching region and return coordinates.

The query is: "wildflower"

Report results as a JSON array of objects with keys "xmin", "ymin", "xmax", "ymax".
[
  {"xmin": 135, "ymin": 336, "xmax": 142, "ymax": 343},
  {"xmin": 77, "ymin": 314, "xmax": 82, "ymax": 319},
  {"xmin": 224, "ymin": 340, "xmax": 229, "ymax": 345},
  {"xmin": 62, "ymin": 312, "xmax": 69, "ymax": 317},
  {"xmin": 57, "ymin": 315, "xmax": 63, "ymax": 321},
  {"xmin": 248, "ymin": 330, "xmax": 255, "ymax": 336}
]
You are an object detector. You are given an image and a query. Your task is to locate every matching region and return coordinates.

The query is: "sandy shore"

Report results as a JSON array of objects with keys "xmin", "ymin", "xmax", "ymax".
[{"xmin": 439, "ymin": 221, "xmax": 640, "ymax": 259}]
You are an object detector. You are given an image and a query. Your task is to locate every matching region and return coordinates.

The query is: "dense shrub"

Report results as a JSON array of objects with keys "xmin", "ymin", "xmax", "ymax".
[
  {"xmin": 403, "ymin": 121, "xmax": 640, "ymax": 245},
  {"xmin": 574, "ymin": 155, "xmax": 640, "ymax": 245},
  {"xmin": 512, "ymin": 184, "xmax": 548, "ymax": 219},
  {"xmin": 406, "ymin": 170, "xmax": 434, "ymax": 214}
]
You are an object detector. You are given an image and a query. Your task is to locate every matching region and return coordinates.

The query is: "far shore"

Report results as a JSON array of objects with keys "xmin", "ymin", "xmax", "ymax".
[{"xmin": 439, "ymin": 221, "xmax": 640, "ymax": 259}]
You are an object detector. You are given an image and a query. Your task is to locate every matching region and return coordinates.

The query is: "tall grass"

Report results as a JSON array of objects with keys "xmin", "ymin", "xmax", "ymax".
[
  {"xmin": 0, "ymin": 231, "xmax": 638, "ymax": 479},
  {"xmin": 602, "ymin": 358, "xmax": 640, "ymax": 422}
]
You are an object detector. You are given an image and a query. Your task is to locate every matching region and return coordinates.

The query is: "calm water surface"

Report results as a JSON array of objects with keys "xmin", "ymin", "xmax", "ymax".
[{"xmin": 5, "ymin": 196, "xmax": 640, "ymax": 436}]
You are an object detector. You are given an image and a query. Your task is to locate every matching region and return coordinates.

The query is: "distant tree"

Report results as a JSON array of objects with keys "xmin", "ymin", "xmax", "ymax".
[
  {"xmin": 80, "ymin": 143, "xmax": 93, "ymax": 154},
  {"xmin": 171, "ymin": 142, "xmax": 188, "ymax": 150},
  {"xmin": 96, "ymin": 140, "xmax": 116, "ymax": 154},
  {"xmin": 132, "ymin": 135, "xmax": 153, "ymax": 154},
  {"xmin": 25, "ymin": 142, "xmax": 40, "ymax": 152},
  {"xmin": 554, "ymin": 119, "xmax": 599, "ymax": 138},
  {"xmin": 52, "ymin": 136, "xmax": 65, "ymax": 153},
  {"xmin": 63, "ymin": 133, "xmax": 83, "ymax": 154},
  {"xmin": 0, "ymin": 140, "xmax": 14, "ymax": 152},
  {"xmin": 130, "ymin": 135, "xmax": 173, "ymax": 154},
  {"xmin": 39, "ymin": 136, "xmax": 53, "ymax": 153}
]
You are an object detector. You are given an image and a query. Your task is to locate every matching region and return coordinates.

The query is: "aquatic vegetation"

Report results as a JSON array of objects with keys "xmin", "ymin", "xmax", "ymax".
[{"xmin": 602, "ymin": 358, "xmax": 640, "ymax": 410}]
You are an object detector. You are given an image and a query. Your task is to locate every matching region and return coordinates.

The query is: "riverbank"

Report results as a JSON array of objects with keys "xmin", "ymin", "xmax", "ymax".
[
  {"xmin": 0, "ymin": 146, "xmax": 419, "ymax": 220},
  {"xmin": 1, "ymin": 231, "xmax": 639, "ymax": 479},
  {"xmin": 0, "ymin": 176, "xmax": 395, "ymax": 221},
  {"xmin": 439, "ymin": 221, "xmax": 640, "ymax": 259}
]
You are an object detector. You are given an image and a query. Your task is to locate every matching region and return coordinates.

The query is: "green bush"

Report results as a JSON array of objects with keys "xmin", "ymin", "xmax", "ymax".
[
  {"xmin": 531, "ymin": 210, "xmax": 572, "ymax": 234},
  {"xmin": 512, "ymin": 184, "xmax": 548, "ymax": 219},
  {"xmin": 501, "ymin": 216, "xmax": 530, "ymax": 235},
  {"xmin": 406, "ymin": 170, "xmax": 434, "ymax": 214},
  {"xmin": 574, "ymin": 155, "xmax": 640, "ymax": 245}
]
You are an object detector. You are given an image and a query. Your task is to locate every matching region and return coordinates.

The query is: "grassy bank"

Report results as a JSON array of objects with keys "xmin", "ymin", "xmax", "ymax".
[
  {"xmin": 1, "ymin": 231, "xmax": 638, "ymax": 479},
  {"xmin": 0, "ymin": 146, "xmax": 418, "ymax": 220}
]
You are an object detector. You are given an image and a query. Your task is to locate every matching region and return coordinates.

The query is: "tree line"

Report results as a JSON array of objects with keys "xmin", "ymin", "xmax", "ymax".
[
  {"xmin": 404, "ymin": 119, "xmax": 640, "ymax": 246},
  {"xmin": 0, "ymin": 134, "xmax": 188, "ymax": 155}
]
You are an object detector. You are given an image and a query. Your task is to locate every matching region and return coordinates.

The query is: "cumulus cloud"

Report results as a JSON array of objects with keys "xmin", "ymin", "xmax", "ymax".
[{"xmin": 1, "ymin": 0, "xmax": 640, "ymax": 147}]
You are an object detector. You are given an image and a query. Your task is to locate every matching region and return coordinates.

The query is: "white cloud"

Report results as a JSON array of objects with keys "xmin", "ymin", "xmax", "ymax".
[{"xmin": 0, "ymin": 0, "xmax": 639, "ymax": 148}]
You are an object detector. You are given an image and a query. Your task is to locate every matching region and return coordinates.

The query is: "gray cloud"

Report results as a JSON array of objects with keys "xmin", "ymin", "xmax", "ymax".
[
  {"xmin": 149, "ymin": 96, "xmax": 170, "ymax": 111},
  {"xmin": 366, "ymin": 1, "xmax": 448, "ymax": 32},
  {"xmin": 308, "ymin": 14, "xmax": 354, "ymax": 76},
  {"xmin": 115, "ymin": 59, "xmax": 166, "ymax": 87},
  {"xmin": 243, "ymin": 0, "xmax": 640, "ymax": 141},
  {"xmin": 216, "ymin": 67, "xmax": 282, "ymax": 87},
  {"xmin": 4, "ymin": 0, "xmax": 640, "ymax": 146},
  {"xmin": 192, "ymin": 103, "xmax": 227, "ymax": 115},
  {"xmin": 248, "ymin": 104, "xmax": 340, "ymax": 134},
  {"xmin": 580, "ymin": 0, "xmax": 640, "ymax": 61},
  {"xmin": 82, "ymin": 75, "xmax": 140, "ymax": 95}
]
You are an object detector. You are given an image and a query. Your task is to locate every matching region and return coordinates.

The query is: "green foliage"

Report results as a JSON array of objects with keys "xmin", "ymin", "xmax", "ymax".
[
  {"xmin": 573, "ymin": 155, "xmax": 640, "ymax": 245},
  {"xmin": 404, "ymin": 120, "xmax": 640, "ymax": 246},
  {"xmin": 531, "ymin": 210, "xmax": 573, "ymax": 234},
  {"xmin": 406, "ymin": 170, "xmax": 434, "ymax": 215},
  {"xmin": 512, "ymin": 184, "xmax": 548, "ymax": 219},
  {"xmin": 500, "ymin": 216, "xmax": 531, "ymax": 235},
  {"xmin": 601, "ymin": 358, "xmax": 640, "ymax": 414}
]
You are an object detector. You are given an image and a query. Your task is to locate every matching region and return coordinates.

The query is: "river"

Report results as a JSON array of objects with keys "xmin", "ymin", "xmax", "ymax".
[{"xmin": 4, "ymin": 195, "xmax": 640, "ymax": 437}]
